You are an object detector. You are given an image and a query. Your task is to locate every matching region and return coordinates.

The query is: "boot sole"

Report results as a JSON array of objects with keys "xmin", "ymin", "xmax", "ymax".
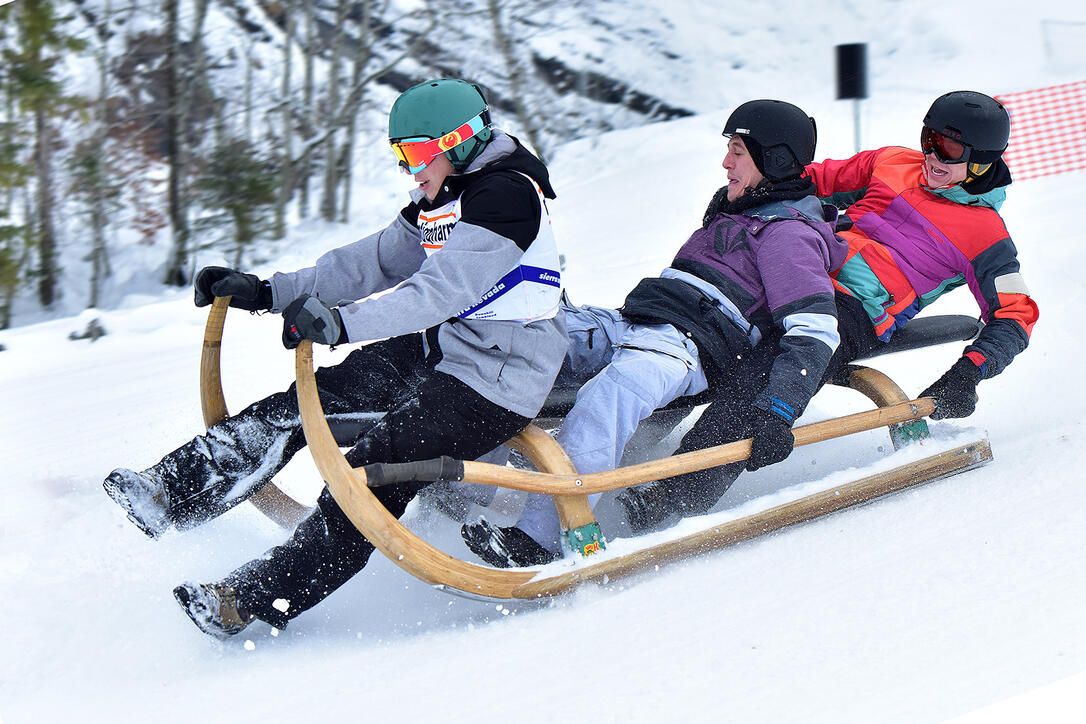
[
  {"xmin": 103, "ymin": 473, "xmax": 170, "ymax": 539},
  {"xmin": 173, "ymin": 584, "xmax": 247, "ymax": 640}
]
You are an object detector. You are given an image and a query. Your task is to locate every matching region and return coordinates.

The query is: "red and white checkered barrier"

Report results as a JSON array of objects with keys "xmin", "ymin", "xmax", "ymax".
[{"xmin": 997, "ymin": 80, "xmax": 1086, "ymax": 181}]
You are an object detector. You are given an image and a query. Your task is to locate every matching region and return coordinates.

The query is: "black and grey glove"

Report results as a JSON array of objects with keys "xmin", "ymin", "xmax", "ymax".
[
  {"xmin": 281, "ymin": 295, "xmax": 345, "ymax": 349},
  {"xmin": 194, "ymin": 266, "xmax": 272, "ymax": 311},
  {"xmin": 746, "ymin": 407, "xmax": 796, "ymax": 472},
  {"xmin": 920, "ymin": 357, "xmax": 983, "ymax": 420}
]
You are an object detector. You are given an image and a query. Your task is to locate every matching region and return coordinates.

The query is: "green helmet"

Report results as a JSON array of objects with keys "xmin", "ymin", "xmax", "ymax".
[{"xmin": 388, "ymin": 78, "xmax": 493, "ymax": 171}]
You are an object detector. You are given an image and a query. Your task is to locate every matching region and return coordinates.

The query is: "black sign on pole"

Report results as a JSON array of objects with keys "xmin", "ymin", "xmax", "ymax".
[
  {"xmin": 835, "ymin": 43, "xmax": 868, "ymax": 100},
  {"xmin": 836, "ymin": 43, "xmax": 868, "ymax": 153}
]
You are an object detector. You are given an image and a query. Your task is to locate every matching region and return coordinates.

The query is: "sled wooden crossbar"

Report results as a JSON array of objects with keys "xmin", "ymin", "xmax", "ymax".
[{"xmin": 293, "ymin": 339, "xmax": 993, "ymax": 600}]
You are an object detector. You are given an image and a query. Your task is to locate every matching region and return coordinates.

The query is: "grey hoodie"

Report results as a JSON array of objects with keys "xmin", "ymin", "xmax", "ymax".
[{"xmin": 268, "ymin": 131, "xmax": 567, "ymax": 417}]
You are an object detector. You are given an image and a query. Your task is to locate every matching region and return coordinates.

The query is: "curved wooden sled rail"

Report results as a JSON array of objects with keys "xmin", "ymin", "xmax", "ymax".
[
  {"xmin": 296, "ymin": 340, "xmax": 992, "ymax": 599},
  {"xmin": 295, "ymin": 340, "xmax": 544, "ymax": 598},
  {"xmin": 200, "ymin": 297, "xmax": 312, "ymax": 528}
]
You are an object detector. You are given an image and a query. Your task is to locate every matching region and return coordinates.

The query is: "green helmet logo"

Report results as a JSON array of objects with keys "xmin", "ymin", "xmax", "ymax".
[{"xmin": 389, "ymin": 78, "xmax": 493, "ymax": 170}]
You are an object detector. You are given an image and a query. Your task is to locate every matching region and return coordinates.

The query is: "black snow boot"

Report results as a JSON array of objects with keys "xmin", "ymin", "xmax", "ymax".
[
  {"xmin": 103, "ymin": 467, "xmax": 172, "ymax": 539},
  {"xmin": 461, "ymin": 518, "xmax": 559, "ymax": 568},
  {"xmin": 173, "ymin": 581, "xmax": 255, "ymax": 639},
  {"xmin": 618, "ymin": 468, "xmax": 741, "ymax": 535},
  {"xmin": 103, "ymin": 394, "xmax": 306, "ymax": 535},
  {"xmin": 616, "ymin": 482, "xmax": 679, "ymax": 535}
]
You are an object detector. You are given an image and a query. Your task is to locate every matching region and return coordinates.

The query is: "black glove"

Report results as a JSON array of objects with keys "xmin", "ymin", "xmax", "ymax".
[
  {"xmin": 920, "ymin": 357, "xmax": 983, "ymax": 420},
  {"xmin": 281, "ymin": 295, "xmax": 345, "ymax": 349},
  {"xmin": 194, "ymin": 266, "xmax": 272, "ymax": 311},
  {"xmin": 746, "ymin": 407, "xmax": 795, "ymax": 472}
]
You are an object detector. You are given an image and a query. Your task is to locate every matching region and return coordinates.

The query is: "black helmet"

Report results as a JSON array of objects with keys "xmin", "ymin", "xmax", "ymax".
[
  {"xmin": 922, "ymin": 91, "xmax": 1010, "ymax": 167},
  {"xmin": 722, "ymin": 99, "xmax": 817, "ymax": 181}
]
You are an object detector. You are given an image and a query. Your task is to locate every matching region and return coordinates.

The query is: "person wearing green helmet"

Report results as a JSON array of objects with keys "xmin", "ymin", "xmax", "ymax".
[
  {"xmin": 101, "ymin": 78, "xmax": 567, "ymax": 637},
  {"xmin": 388, "ymin": 77, "xmax": 494, "ymax": 175}
]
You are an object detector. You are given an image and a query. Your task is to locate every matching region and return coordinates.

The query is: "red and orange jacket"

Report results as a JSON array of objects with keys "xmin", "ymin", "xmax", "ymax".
[{"xmin": 805, "ymin": 147, "xmax": 1037, "ymax": 379}]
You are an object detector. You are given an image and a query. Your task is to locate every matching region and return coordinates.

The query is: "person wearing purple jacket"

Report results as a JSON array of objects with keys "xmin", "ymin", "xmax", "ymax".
[{"xmin": 462, "ymin": 100, "xmax": 849, "ymax": 567}]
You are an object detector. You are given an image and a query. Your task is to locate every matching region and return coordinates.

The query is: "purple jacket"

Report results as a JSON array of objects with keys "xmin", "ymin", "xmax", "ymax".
[{"xmin": 627, "ymin": 194, "xmax": 848, "ymax": 423}]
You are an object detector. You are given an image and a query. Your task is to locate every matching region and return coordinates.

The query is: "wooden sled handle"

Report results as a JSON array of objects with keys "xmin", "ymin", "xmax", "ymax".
[
  {"xmin": 371, "ymin": 398, "xmax": 935, "ymax": 496},
  {"xmin": 200, "ymin": 297, "xmax": 311, "ymax": 528}
]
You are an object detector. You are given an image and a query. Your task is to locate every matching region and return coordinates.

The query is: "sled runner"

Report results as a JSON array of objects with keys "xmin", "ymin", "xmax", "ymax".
[{"xmin": 201, "ymin": 298, "xmax": 993, "ymax": 599}]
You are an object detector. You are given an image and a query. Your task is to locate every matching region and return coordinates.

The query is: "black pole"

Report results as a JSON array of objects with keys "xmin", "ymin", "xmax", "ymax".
[{"xmin": 836, "ymin": 43, "xmax": 869, "ymax": 154}]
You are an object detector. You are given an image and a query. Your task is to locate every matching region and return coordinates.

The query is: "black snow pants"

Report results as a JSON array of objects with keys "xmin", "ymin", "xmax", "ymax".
[
  {"xmin": 651, "ymin": 292, "xmax": 881, "ymax": 516},
  {"xmin": 147, "ymin": 333, "xmax": 529, "ymax": 628}
]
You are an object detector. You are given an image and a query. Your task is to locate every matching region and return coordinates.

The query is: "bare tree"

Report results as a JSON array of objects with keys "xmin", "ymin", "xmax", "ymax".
[
  {"xmin": 483, "ymin": 0, "xmax": 547, "ymax": 162},
  {"xmin": 79, "ymin": 0, "xmax": 118, "ymax": 309},
  {"xmin": 339, "ymin": 0, "xmax": 376, "ymax": 222},
  {"xmin": 161, "ymin": 0, "xmax": 189, "ymax": 286},
  {"xmin": 297, "ymin": 0, "xmax": 316, "ymax": 219},
  {"xmin": 162, "ymin": 0, "xmax": 211, "ymax": 286},
  {"xmin": 318, "ymin": 0, "xmax": 348, "ymax": 222},
  {"xmin": 273, "ymin": 0, "xmax": 297, "ymax": 238},
  {"xmin": 428, "ymin": 0, "xmax": 572, "ymax": 162},
  {"xmin": 283, "ymin": 1, "xmax": 433, "ymax": 223}
]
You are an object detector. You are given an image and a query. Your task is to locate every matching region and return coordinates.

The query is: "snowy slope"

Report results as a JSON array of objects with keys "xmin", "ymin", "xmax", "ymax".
[{"xmin": 4, "ymin": 3, "xmax": 1086, "ymax": 723}]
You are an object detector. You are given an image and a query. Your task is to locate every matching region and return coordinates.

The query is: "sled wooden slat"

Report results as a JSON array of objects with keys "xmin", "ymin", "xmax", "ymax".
[
  {"xmin": 200, "ymin": 297, "xmax": 311, "ymax": 528},
  {"xmin": 514, "ymin": 437, "xmax": 993, "ymax": 598}
]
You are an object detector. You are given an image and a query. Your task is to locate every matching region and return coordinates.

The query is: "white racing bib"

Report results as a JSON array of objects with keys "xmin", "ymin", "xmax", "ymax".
[{"xmin": 417, "ymin": 173, "xmax": 561, "ymax": 323}]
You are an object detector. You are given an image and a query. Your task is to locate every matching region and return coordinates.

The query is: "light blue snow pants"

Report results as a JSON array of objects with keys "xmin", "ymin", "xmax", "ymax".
[{"xmin": 517, "ymin": 303, "xmax": 708, "ymax": 553}]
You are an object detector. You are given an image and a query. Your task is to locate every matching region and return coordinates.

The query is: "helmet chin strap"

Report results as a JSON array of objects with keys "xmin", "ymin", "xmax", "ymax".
[{"xmin": 447, "ymin": 132, "xmax": 491, "ymax": 171}]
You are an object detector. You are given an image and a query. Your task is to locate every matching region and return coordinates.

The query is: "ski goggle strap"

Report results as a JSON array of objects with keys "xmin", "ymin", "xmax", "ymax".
[{"xmin": 390, "ymin": 111, "xmax": 490, "ymax": 172}]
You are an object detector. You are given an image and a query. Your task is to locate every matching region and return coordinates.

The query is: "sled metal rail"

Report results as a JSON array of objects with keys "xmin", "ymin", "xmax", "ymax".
[{"xmin": 294, "ymin": 339, "xmax": 992, "ymax": 600}]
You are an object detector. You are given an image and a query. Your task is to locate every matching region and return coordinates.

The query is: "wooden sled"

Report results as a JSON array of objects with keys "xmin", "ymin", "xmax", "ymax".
[
  {"xmin": 287, "ymin": 318, "xmax": 993, "ymax": 600},
  {"xmin": 201, "ymin": 298, "xmax": 991, "ymax": 598}
]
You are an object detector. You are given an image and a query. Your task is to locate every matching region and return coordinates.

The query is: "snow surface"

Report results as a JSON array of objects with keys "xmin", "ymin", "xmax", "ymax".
[{"xmin": 3, "ymin": 2, "xmax": 1086, "ymax": 722}]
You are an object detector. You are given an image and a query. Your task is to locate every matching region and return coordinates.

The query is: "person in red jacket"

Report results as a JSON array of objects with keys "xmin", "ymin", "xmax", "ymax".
[
  {"xmin": 807, "ymin": 90, "xmax": 1037, "ymax": 389},
  {"xmin": 619, "ymin": 90, "xmax": 1039, "ymax": 534}
]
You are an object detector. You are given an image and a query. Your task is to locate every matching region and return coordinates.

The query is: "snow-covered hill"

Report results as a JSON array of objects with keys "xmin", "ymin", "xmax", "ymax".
[{"xmin": 2, "ymin": 2, "xmax": 1086, "ymax": 722}]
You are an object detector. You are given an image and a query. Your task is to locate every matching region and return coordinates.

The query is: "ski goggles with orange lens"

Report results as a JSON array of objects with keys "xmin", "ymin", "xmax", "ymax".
[
  {"xmin": 390, "ymin": 112, "xmax": 490, "ymax": 173},
  {"xmin": 921, "ymin": 125, "xmax": 969, "ymax": 164}
]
